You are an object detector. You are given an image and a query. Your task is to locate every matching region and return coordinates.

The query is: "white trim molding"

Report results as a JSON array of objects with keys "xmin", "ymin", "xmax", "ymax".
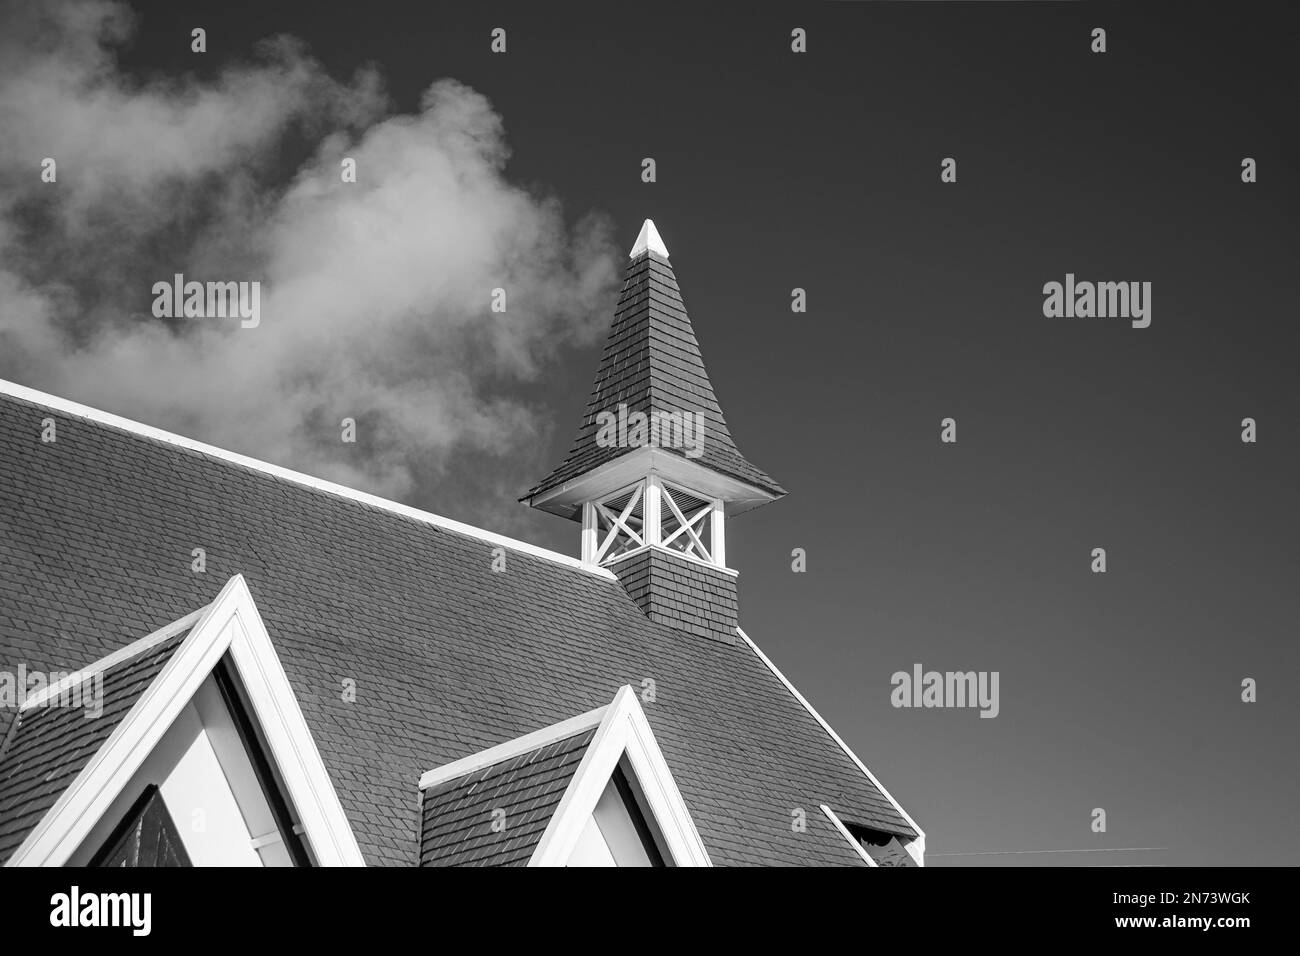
[
  {"xmin": 530, "ymin": 685, "xmax": 712, "ymax": 867},
  {"xmin": 582, "ymin": 474, "xmax": 733, "ymax": 573},
  {"xmin": 418, "ymin": 686, "xmax": 711, "ymax": 867},
  {"xmin": 821, "ymin": 804, "xmax": 878, "ymax": 867},
  {"xmin": 19, "ymin": 608, "xmax": 207, "ymax": 712},
  {"xmin": 0, "ymin": 378, "xmax": 612, "ymax": 581},
  {"xmin": 599, "ymin": 543, "xmax": 740, "ymax": 578},
  {"xmin": 527, "ymin": 446, "xmax": 780, "ymax": 520},
  {"xmin": 6, "ymin": 575, "xmax": 366, "ymax": 867},
  {"xmin": 418, "ymin": 704, "xmax": 609, "ymax": 793},
  {"xmin": 589, "ymin": 481, "xmax": 646, "ymax": 564},
  {"xmin": 737, "ymin": 627, "xmax": 926, "ymax": 866}
]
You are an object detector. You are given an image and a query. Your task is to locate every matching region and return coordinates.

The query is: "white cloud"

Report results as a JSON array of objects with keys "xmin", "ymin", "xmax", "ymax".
[{"xmin": 0, "ymin": 0, "xmax": 618, "ymax": 518}]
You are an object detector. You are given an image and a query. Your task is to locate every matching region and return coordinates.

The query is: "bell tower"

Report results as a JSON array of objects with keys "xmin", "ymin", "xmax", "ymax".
[{"xmin": 523, "ymin": 219, "xmax": 785, "ymax": 643}]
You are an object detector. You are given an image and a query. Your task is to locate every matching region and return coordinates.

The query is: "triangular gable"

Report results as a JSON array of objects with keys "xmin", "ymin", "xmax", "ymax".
[
  {"xmin": 418, "ymin": 685, "xmax": 710, "ymax": 867},
  {"xmin": 5, "ymin": 575, "xmax": 363, "ymax": 866},
  {"xmin": 0, "ymin": 614, "xmax": 199, "ymax": 863},
  {"xmin": 420, "ymin": 725, "xmax": 599, "ymax": 866}
]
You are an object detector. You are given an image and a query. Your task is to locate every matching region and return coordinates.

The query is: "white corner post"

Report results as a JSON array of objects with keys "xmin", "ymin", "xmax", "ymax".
[
  {"xmin": 581, "ymin": 501, "xmax": 598, "ymax": 564},
  {"xmin": 710, "ymin": 498, "xmax": 726, "ymax": 568},
  {"xmin": 644, "ymin": 475, "xmax": 663, "ymax": 548}
]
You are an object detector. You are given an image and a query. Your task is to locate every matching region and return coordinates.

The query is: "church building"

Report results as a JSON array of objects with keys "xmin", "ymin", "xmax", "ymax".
[{"xmin": 0, "ymin": 219, "xmax": 923, "ymax": 866}]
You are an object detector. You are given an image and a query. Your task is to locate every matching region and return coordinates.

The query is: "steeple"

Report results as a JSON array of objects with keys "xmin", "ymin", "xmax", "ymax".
[{"xmin": 523, "ymin": 218, "xmax": 784, "ymax": 643}]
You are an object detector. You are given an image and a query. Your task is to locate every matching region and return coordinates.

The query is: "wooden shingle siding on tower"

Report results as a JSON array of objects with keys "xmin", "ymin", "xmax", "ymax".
[{"xmin": 611, "ymin": 550, "xmax": 739, "ymax": 645}]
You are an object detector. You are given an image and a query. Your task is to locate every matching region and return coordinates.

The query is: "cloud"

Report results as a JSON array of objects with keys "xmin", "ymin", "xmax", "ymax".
[{"xmin": 0, "ymin": 0, "xmax": 619, "ymax": 522}]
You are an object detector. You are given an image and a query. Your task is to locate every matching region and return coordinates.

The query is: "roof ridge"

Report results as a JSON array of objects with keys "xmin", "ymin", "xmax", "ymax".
[{"xmin": 0, "ymin": 378, "xmax": 614, "ymax": 581}]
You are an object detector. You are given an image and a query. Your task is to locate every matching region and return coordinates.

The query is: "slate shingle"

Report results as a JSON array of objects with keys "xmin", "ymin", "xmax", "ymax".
[
  {"xmin": 524, "ymin": 250, "xmax": 785, "ymax": 505},
  {"xmin": 420, "ymin": 727, "xmax": 595, "ymax": 867}
]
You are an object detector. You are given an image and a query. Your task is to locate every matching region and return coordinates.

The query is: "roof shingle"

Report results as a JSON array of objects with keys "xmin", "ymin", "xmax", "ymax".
[
  {"xmin": 0, "ymin": 629, "xmax": 189, "ymax": 863},
  {"xmin": 524, "ymin": 251, "xmax": 785, "ymax": 504},
  {"xmin": 420, "ymin": 727, "xmax": 595, "ymax": 867}
]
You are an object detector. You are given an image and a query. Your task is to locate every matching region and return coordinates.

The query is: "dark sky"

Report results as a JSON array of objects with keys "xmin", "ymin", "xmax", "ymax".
[{"xmin": 53, "ymin": 0, "xmax": 1300, "ymax": 864}]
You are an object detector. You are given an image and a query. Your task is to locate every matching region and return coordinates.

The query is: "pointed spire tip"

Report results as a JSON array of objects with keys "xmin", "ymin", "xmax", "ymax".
[{"xmin": 629, "ymin": 218, "xmax": 669, "ymax": 259}]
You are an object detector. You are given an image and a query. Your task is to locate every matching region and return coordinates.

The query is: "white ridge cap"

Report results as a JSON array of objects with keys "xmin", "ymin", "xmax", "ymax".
[
  {"xmin": 629, "ymin": 218, "xmax": 669, "ymax": 258},
  {"xmin": 0, "ymin": 378, "xmax": 615, "ymax": 580}
]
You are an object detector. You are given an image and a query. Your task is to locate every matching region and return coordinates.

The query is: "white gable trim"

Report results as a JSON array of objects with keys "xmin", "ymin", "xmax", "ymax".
[
  {"xmin": 737, "ymin": 626, "xmax": 926, "ymax": 864},
  {"xmin": 418, "ymin": 704, "xmax": 609, "ymax": 792},
  {"xmin": 599, "ymin": 542, "xmax": 741, "ymax": 578},
  {"xmin": 6, "ymin": 575, "xmax": 365, "ymax": 867},
  {"xmin": 820, "ymin": 804, "xmax": 877, "ymax": 867},
  {"xmin": 529, "ymin": 685, "xmax": 711, "ymax": 867},
  {"xmin": 0, "ymin": 378, "xmax": 613, "ymax": 581},
  {"xmin": 19, "ymin": 607, "xmax": 208, "ymax": 712}
]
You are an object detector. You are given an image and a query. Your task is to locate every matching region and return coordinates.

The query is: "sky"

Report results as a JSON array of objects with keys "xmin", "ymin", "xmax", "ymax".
[{"xmin": 0, "ymin": 0, "xmax": 1296, "ymax": 865}]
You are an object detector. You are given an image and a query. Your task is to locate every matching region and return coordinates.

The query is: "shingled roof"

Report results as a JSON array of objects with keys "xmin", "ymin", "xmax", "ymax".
[
  {"xmin": 0, "ymin": 381, "xmax": 917, "ymax": 865},
  {"xmin": 0, "ymin": 626, "xmax": 191, "ymax": 863},
  {"xmin": 524, "ymin": 222, "xmax": 785, "ymax": 504},
  {"xmin": 420, "ymin": 727, "xmax": 596, "ymax": 867}
]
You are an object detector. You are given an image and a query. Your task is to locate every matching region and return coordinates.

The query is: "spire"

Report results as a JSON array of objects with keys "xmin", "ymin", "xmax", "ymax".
[
  {"xmin": 524, "ymin": 218, "xmax": 784, "ymax": 641},
  {"xmin": 523, "ymin": 217, "xmax": 784, "ymax": 519}
]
